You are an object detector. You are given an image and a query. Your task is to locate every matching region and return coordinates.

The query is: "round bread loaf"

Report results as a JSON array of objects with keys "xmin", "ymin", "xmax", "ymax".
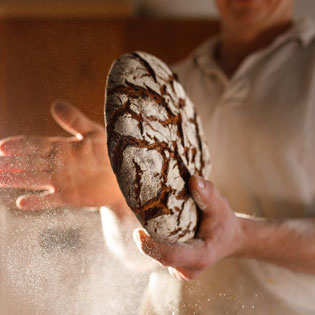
[{"xmin": 105, "ymin": 52, "xmax": 210, "ymax": 243}]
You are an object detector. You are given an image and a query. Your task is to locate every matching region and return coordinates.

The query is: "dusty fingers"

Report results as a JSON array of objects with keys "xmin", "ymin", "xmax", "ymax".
[{"xmin": 133, "ymin": 228, "xmax": 209, "ymax": 279}]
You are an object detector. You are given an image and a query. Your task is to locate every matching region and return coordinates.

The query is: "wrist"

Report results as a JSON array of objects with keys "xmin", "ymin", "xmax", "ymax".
[{"xmin": 233, "ymin": 214, "xmax": 272, "ymax": 259}]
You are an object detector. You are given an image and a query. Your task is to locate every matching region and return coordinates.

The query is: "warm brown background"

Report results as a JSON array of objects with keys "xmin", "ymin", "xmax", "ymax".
[{"xmin": 0, "ymin": 18, "xmax": 219, "ymax": 138}]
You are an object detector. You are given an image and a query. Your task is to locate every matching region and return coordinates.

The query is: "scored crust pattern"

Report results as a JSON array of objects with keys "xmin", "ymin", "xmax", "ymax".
[{"xmin": 105, "ymin": 52, "xmax": 210, "ymax": 243}]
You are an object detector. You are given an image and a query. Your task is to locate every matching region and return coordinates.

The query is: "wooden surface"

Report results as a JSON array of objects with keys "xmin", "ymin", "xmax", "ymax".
[{"xmin": 0, "ymin": 18, "xmax": 219, "ymax": 138}]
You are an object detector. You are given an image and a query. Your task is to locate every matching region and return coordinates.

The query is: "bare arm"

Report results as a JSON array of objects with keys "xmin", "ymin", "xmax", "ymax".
[
  {"xmin": 238, "ymin": 214, "xmax": 315, "ymax": 274},
  {"xmin": 135, "ymin": 176, "xmax": 315, "ymax": 280}
]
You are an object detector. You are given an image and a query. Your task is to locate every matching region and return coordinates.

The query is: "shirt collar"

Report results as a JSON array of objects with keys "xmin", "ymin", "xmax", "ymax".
[{"xmin": 193, "ymin": 18, "xmax": 315, "ymax": 76}]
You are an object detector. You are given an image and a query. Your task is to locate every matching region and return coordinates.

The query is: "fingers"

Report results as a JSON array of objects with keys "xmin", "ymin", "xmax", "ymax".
[
  {"xmin": 0, "ymin": 136, "xmax": 40, "ymax": 156},
  {"xmin": 132, "ymin": 178, "xmax": 233, "ymax": 281},
  {"xmin": 0, "ymin": 135, "xmax": 73, "ymax": 157},
  {"xmin": 0, "ymin": 156, "xmax": 50, "ymax": 172},
  {"xmin": 189, "ymin": 175, "xmax": 222, "ymax": 215},
  {"xmin": 133, "ymin": 229, "xmax": 208, "ymax": 271},
  {"xmin": 167, "ymin": 267, "xmax": 189, "ymax": 281},
  {"xmin": 51, "ymin": 102, "xmax": 102, "ymax": 138},
  {"xmin": 16, "ymin": 191, "xmax": 62, "ymax": 210},
  {"xmin": 168, "ymin": 267, "xmax": 200, "ymax": 281},
  {"xmin": 188, "ymin": 175, "xmax": 213, "ymax": 211},
  {"xmin": 0, "ymin": 171, "xmax": 53, "ymax": 191}
]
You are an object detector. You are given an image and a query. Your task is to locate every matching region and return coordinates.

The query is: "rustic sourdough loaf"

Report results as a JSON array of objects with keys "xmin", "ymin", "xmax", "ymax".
[{"xmin": 105, "ymin": 52, "xmax": 210, "ymax": 243}]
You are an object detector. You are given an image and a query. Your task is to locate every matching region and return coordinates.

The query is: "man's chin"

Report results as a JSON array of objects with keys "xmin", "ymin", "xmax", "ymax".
[{"xmin": 226, "ymin": 10, "xmax": 267, "ymax": 31}]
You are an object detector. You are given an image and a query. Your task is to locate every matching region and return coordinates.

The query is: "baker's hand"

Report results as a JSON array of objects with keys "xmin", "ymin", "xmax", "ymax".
[
  {"xmin": 133, "ymin": 175, "xmax": 244, "ymax": 280},
  {"xmin": 0, "ymin": 102, "xmax": 124, "ymax": 210}
]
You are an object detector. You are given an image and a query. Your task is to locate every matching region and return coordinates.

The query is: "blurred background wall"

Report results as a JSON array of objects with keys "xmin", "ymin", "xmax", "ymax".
[
  {"xmin": 0, "ymin": 0, "xmax": 314, "ymax": 19},
  {"xmin": 0, "ymin": 0, "xmax": 315, "ymax": 18},
  {"xmin": 0, "ymin": 0, "xmax": 218, "ymax": 138}
]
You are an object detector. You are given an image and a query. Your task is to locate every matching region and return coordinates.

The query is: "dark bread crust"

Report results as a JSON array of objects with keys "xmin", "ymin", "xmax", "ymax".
[{"xmin": 105, "ymin": 52, "xmax": 210, "ymax": 243}]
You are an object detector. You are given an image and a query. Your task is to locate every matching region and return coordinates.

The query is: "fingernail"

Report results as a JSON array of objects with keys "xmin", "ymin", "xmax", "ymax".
[
  {"xmin": 133, "ymin": 229, "xmax": 140, "ymax": 244},
  {"xmin": 191, "ymin": 187, "xmax": 207, "ymax": 210},
  {"xmin": 196, "ymin": 176, "xmax": 205, "ymax": 189},
  {"xmin": 54, "ymin": 103, "xmax": 69, "ymax": 115},
  {"xmin": 133, "ymin": 229, "xmax": 148, "ymax": 256},
  {"xmin": 138, "ymin": 229, "xmax": 151, "ymax": 243},
  {"xmin": 191, "ymin": 191, "xmax": 203, "ymax": 206},
  {"xmin": 0, "ymin": 142, "xmax": 11, "ymax": 154},
  {"xmin": 16, "ymin": 197, "xmax": 27, "ymax": 209}
]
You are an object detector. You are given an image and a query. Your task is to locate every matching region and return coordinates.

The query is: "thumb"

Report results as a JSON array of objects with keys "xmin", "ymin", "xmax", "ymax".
[
  {"xmin": 189, "ymin": 175, "xmax": 220, "ymax": 215},
  {"xmin": 50, "ymin": 102, "xmax": 100, "ymax": 138}
]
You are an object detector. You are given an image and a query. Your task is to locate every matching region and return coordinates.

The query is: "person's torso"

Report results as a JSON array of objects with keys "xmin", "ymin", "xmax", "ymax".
[{"xmin": 142, "ymin": 18, "xmax": 315, "ymax": 315}]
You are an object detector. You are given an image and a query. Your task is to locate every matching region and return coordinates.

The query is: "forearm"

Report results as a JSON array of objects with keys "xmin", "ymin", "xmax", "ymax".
[{"xmin": 237, "ymin": 214, "xmax": 315, "ymax": 273}]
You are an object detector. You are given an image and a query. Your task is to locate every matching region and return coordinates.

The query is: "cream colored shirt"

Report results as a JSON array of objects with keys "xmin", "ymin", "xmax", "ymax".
[{"xmin": 142, "ymin": 18, "xmax": 315, "ymax": 315}]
